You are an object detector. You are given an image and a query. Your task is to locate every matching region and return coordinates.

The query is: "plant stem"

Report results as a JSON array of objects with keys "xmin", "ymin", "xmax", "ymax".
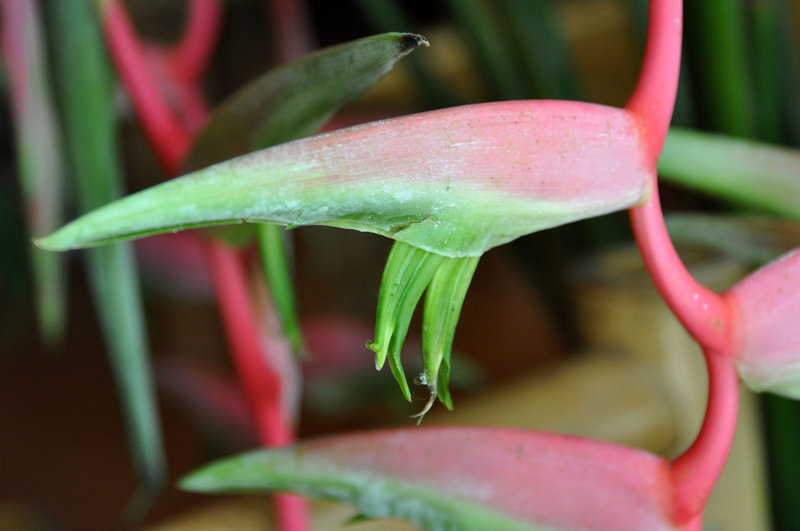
[
  {"xmin": 669, "ymin": 350, "xmax": 740, "ymax": 523},
  {"xmin": 169, "ymin": 0, "xmax": 222, "ymax": 84},
  {"xmin": 625, "ymin": 0, "xmax": 683, "ymax": 159},
  {"xmin": 101, "ymin": 0, "xmax": 191, "ymax": 173},
  {"xmin": 101, "ymin": 3, "xmax": 308, "ymax": 528},
  {"xmin": 628, "ymin": 2, "xmax": 740, "ymax": 525},
  {"xmin": 204, "ymin": 241, "xmax": 307, "ymax": 530},
  {"xmin": 630, "ymin": 185, "xmax": 732, "ymax": 352},
  {"xmin": 628, "ymin": 1, "xmax": 731, "ymax": 352}
]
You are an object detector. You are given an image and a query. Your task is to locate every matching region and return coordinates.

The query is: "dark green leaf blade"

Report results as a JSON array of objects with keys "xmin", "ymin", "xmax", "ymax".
[{"xmin": 182, "ymin": 32, "xmax": 429, "ymax": 173}]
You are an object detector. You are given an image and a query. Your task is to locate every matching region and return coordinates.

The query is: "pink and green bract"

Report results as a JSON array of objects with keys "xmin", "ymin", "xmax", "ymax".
[{"xmin": 36, "ymin": 100, "xmax": 651, "ymax": 258}]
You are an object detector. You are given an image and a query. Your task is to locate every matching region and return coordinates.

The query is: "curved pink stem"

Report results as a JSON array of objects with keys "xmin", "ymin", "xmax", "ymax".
[
  {"xmin": 627, "ymin": 1, "xmax": 740, "ymax": 525},
  {"xmin": 629, "ymin": 189, "xmax": 732, "ymax": 352},
  {"xmin": 169, "ymin": 0, "xmax": 222, "ymax": 83},
  {"xmin": 101, "ymin": 0, "xmax": 190, "ymax": 173},
  {"xmin": 102, "ymin": 3, "xmax": 308, "ymax": 527},
  {"xmin": 669, "ymin": 350, "xmax": 739, "ymax": 524},
  {"xmin": 627, "ymin": 1, "xmax": 732, "ymax": 352}
]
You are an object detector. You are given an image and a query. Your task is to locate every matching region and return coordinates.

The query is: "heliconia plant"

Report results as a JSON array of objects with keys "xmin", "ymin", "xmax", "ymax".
[
  {"xmin": 90, "ymin": 0, "xmax": 428, "ymax": 528},
  {"xmin": 28, "ymin": 0, "xmax": 800, "ymax": 530}
]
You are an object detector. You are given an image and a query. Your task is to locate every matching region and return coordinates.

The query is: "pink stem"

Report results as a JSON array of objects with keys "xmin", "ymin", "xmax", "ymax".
[
  {"xmin": 268, "ymin": 0, "xmax": 315, "ymax": 63},
  {"xmin": 629, "ymin": 189, "xmax": 732, "ymax": 352},
  {"xmin": 625, "ymin": 0, "xmax": 683, "ymax": 160},
  {"xmin": 102, "ymin": 3, "xmax": 308, "ymax": 528},
  {"xmin": 626, "ymin": 1, "xmax": 740, "ymax": 525},
  {"xmin": 627, "ymin": 0, "xmax": 732, "ymax": 352},
  {"xmin": 204, "ymin": 242, "xmax": 289, "ymax": 442},
  {"xmin": 204, "ymin": 242, "xmax": 307, "ymax": 531},
  {"xmin": 101, "ymin": 0, "xmax": 190, "ymax": 173},
  {"xmin": 169, "ymin": 0, "xmax": 222, "ymax": 84},
  {"xmin": 668, "ymin": 350, "xmax": 739, "ymax": 524}
]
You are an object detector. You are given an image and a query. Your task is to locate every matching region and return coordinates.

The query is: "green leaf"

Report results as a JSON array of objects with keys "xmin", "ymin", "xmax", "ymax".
[
  {"xmin": 180, "ymin": 427, "xmax": 676, "ymax": 530},
  {"xmin": 184, "ymin": 32, "xmax": 430, "ymax": 355},
  {"xmin": 49, "ymin": 0, "xmax": 165, "ymax": 503},
  {"xmin": 370, "ymin": 242, "xmax": 479, "ymax": 416},
  {"xmin": 1, "ymin": 0, "xmax": 67, "ymax": 343},
  {"xmin": 181, "ymin": 32, "xmax": 430, "ymax": 172},
  {"xmin": 659, "ymin": 127, "xmax": 800, "ymax": 219}
]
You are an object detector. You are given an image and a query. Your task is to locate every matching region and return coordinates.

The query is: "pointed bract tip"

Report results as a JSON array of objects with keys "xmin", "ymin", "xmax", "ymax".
[{"xmin": 399, "ymin": 33, "xmax": 429, "ymax": 56}]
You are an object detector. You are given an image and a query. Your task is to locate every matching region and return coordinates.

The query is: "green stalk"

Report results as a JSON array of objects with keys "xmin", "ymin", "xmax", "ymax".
[
  {"xmin": 658, "ymin": 128, "xmax": 800, "ymax": 219},
  {"xmin": 773, "ymin": 0, "xmax": 800, "ymax": 146},
  {"xmin": 497, "ymin": 0, "xmax": 581, "ymax": 99},
  {"xmin": 684, "ymin": 0, "xmax": 756, "ymax": 136},
  {"xmin": 762, "ymin": 395, "xmax": 800, "ymax": 530},
  {"xmin": 445, "ymin": 0, "xmax": 527, "ymax": 100},
  {"xmin": 750, "ymin": 0, "xmax": 783, "ymax": 143},
  {"xmin": 256, "ymin": 223, "xmax": 303, "ymax": 353},
  {"xmin": 48, "ymin": 0, "xmax": 165, "ymax": 507}
]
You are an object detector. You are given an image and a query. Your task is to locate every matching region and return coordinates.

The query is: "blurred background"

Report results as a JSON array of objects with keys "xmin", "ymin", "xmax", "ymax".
[{"xmin": 1, "ymin": 0, "xmax": 800, "ymax": 529}]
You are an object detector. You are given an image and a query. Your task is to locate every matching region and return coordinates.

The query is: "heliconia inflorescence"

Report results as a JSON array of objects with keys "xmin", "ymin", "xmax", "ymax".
[{"xmin": 37, "ymin": 99, "xmax": 653, "ymax": 411}]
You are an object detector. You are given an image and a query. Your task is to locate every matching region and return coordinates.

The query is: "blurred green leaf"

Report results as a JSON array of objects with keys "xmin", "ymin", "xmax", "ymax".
[
  {"xmin": 666, "ymin": 213, "xmax": 800, "ymax": 266},
  {"xmin": 497, "ymin": 0, "xmax": 581, "ymax": 100},
  {"xmin": 186, "ymin": 32, "xmax": 430, "ymax": 355},
  {"xmin": 445, "ymin": 0, "xmax": 527, "ymax": 100},
  {"xmin": 659, "ymin": 127, "xmax": 800, "ymax": 219},
  {"xmin": 1, "ymin": 0, "xmax": 66, "ymax": 343},
  {"xmin": 48, "ymin": 0, "xmax": 165, "ymax": 505},
  {"xmin": 182, "ymin": 32, "xmax": 430, "ymax": 172},
  {"xmin": 685, "ymin": 0, "xmax": 756, "ymax": 136}
]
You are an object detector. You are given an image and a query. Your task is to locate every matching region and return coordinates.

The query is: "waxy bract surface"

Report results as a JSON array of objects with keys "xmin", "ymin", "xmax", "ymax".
[
  {"xmin": 181, "ymin": 427, "xmax": 681, "ymax": 531},
  {"xmin": 39, "ymin": 100, "xmax": 651, "ymax": 258}
]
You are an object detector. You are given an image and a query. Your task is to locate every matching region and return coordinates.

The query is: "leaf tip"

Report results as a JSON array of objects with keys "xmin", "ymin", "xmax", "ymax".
[
  {"xmin": 398, "ymin": 33, "xmax": 429, "ymax": 57},
  {"xmin": 32, "ymin": 234, "xmax": 62, "ymax": 251},
  {"xmin": 177, "ymin": 470, "xmax": 211, "ymax": 493}
]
